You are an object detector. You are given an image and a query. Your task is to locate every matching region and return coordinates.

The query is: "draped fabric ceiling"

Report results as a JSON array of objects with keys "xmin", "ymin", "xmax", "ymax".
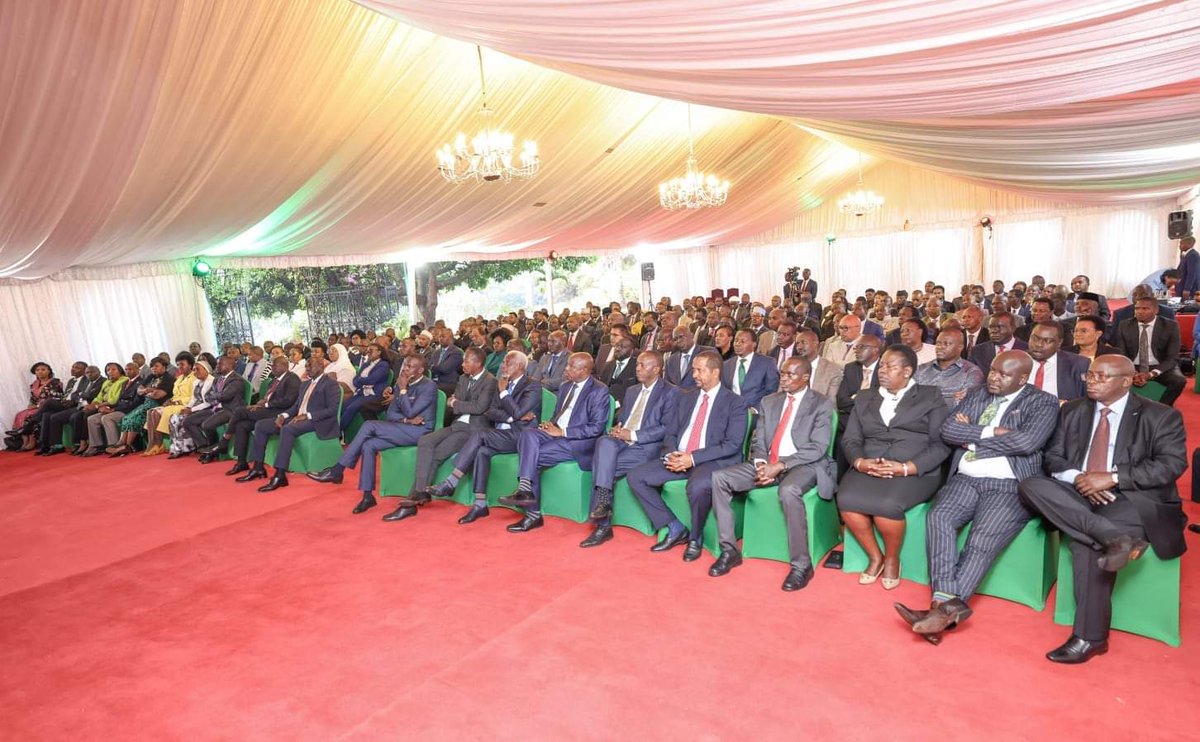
[{"xmin": 1, "ymin": 0, "xmax": 1197, "ymax": 281}]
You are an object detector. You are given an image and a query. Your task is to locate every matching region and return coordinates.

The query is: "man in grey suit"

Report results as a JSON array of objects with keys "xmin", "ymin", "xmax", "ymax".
[
  {"xmin": 664, "ymin": 326, "xmax": 713, "ymax": 389},
  {"xmin": 376, "ymin": 347, "xmax": 496, "ymax": 520},
  {"xmin": 709, "ymin": 356, "xmax": 837, "ymax": 591},
  {"xmin": 895, "ymin": 350, "xmax": 1060, "ymax": 643},
  {"xmin": 533, "ymin": 331, "xmax": 569, "ymax": 391},
  {"xmin": 794, "ymin": 328, "xmax": 843, "ymax": 400}
]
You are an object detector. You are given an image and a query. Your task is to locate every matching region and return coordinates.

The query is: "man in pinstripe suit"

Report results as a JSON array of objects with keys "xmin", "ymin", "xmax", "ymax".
[{"xmin": 894, "ymin": 350, "xmax": 1060, "ymax": 643}]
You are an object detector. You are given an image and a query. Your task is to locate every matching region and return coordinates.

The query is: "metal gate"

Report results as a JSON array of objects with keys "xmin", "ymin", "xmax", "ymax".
[
  {"xmin": 213, "ymin": 294, "xmax": 255, "ymax": 348},
  {"xmin": 305, "ymin": 285, "xmax": 404, "ymax": 339}
]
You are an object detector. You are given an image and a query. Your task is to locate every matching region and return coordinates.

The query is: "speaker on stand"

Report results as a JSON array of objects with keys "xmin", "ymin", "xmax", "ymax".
[
  {"xmin": 1168, "ymin": 210, "xmax": 1193, "ymax": 240},
  {"xmin": 640, "ymin": 262, "xmax": 655, "ymax": 307}
]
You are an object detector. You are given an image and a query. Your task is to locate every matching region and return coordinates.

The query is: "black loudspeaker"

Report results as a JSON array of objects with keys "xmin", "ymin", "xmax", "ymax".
[
  {"xmin": 1168, "ymin": 210, "xmax": 1193, "ymax": 239},
  {"xmin": 641, "ymin": 262, "xmax": 655, "ymax": 281}
]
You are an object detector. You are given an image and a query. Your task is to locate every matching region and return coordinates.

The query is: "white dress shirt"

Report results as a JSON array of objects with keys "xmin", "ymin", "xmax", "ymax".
[
  {"xmin": 496, "ymin": 374, "xmax": 524, "ymax": 430},
  {"xmin": 1054, "ymin": 393, "xmax": 1129, "ymax": 484},
  {"xmin": 753, "ymin": 388, "xmax": 806, "ymax": 465},
  {"xmin": 732, "ymin": 354, "xmax": 753, "ymax": 394},
  {"xmin": 860, "ymin": 361, "xmax": 878, "ymax": 390},
  {"xmin": 775, "ymin": 344, "xmax": 794, "ymax": 370},
  {"xmin": 626, "ymin": 380, "xmax": 657, "ymax": 443},
  {"xmin": 1135, "ymin": 321, "xmax": 1161, "ymax": 368},
  {"xmin": 557, "ymin": 379, "xmax": 586, "ymax": 429},
  {"xmin": 958, "ymin": 390, "xmax": 1021, "ymax": 479},
  {"xmin": 879, "ymin": 379, "xmax": 916, "ymax": 426},
  {"xmin": 455, "ymin": 371, "xmax": 485, "ymax": 425},
  {"xmin": 1034, "ymin": 355, "xmax": 1059, "ymax": 398},
  {"xmin": 677, "ymin": 385, "xmax": 721, "ymax": 451}
]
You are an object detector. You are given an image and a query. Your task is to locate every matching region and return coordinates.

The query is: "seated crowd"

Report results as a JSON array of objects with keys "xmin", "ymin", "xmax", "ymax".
[{"xmin": 6, "ymin": 267, "xmax": 1194, "ymax": 666}]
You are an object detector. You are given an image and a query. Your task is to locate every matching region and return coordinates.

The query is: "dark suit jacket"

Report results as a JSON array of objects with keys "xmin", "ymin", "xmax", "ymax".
[
  {"xmin": 664, "ymin": 345, "xmax": 715, "ymax": 389},
  {"xmin": 384, "ymin": 377, "xmax": 438, "ymax": 434},
  {"xmin": 548, "ymin": 376, "xmax": 612, "ymax": 470},
  {"xmin": 751, "ymin": 389, "xmax": 837, "ymax": 499},
  {"xmin": 940, "ymin": 384, "xmax": 1060, "ymax": 478},
  {"xmin": 841, "ymin": 384, "xmax": 952, "ymax": 477},
  {"xmin": 599, "ymin": 353, "xmax": 639, "ymax": 404},
  {"xmin": 214, "ymin": 373, "xmax": 247, "ymax": 412},
  {"xmin": 638, "ymin": 327, "xmax": 662, "ymax": 351},
  {"xmin": 74, "ymin": 376, "xmax": 105, "ymax": 406},
  {"xmin": 960, "ymin": 327, "xmax": 991, "ymax": 359},
  {"xmin": 1050, "ymin": 350, "xmax": 1090, "ymax": 402},
  {"xmin": 566, "ymin": 330, "xmax": 593, "ymax": 356},
  {"xmin": 449, "ymin": 372, "xmax": 498, "ymax": 430},
  {"xmin": 1177, "ymin": 248, "xmax": 1200, "ymax": 297},
  {"xmin": 533, "ymin": 350, "xmax": 568, "ymax": 391},
  {"xmin": 618, "ymin": 380, "xmax": 678, "ymax": 449},
  {"xmin": 1045, "ymin": 394, "xmax": 1188, "ymax": 559},
  {"xmin": 485, "ymin": 374, "xmax": 541, "ymax": 431},
  {"xmin": 285, "ymin": 376, "xmax": 341, "ymax": 439},
  {"xmin": 1107, "ymin": 302, "xmax": 1176, "ymax": 341},
  {"xmin": 113, "ymin": 376, "xmax": 144, "ymax": 413},
  {"xmin": 1112, "ymin": 315, "xmax": 1181, "ymax": 374},
  {"xmin": 721, "ymin": 352, "xmax": 779, "ymax": 411},
  {"xmin": 350, "ymin": 360, "xmax": 390, "ymax": 397},
  {"xmin": 835, "ymin": 361, "xmax": 879, "ymax": 430},
  {"xmin": 660, "ymin": 387, "xmax": 748, "ymax": 468},
  {"xmin": 429, "ymin": 345, "xmax": 464, "ymax": 388},
  {"xmin": 261, "ymin": 372, "xmax": 301, "ymax": 411},
  {"xmin": 968, "ymin": 338, "xmax": 1028, "ymax": 373}
]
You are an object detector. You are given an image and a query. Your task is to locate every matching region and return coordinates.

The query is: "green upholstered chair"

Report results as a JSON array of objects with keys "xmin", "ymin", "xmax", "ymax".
[
  {"xmin": 958, "ymin": 518, "xmax": 1058, "ymax": 610},
  {"xmin": 1130, "ymin": 380, "xmax": 1167, "ymax": 402},
  {"xmin": 741, "ymin": 411, "xmax": 841, "ymax": 566},
  {"xmin": 842, "ymin": 501, "xmax": 933, "ymax": 585},
  {"xmin": 541, "ymin": 388, "xmax": 556, "ymax": 424},
  {"xmin": 611, "ymin": 479, "xmax": 656, "ymax": 535},
  {"xmin": 242, "ymin": 380, "xmax": 254, "ymax": 405},
  {"xmin": 376, "ymin": 391, "xmax": 447, "ymax": 497},
  {"xmin": 1052, "ymin": 541, "xmax": 1181, "ymax": 646},
  {"xmin": 264, "ymin": 396, "xmax": 344, "ymax": 473},
  {"xmin": 62, "ymin": 423, "xmax": 75, "ymax": 450}
]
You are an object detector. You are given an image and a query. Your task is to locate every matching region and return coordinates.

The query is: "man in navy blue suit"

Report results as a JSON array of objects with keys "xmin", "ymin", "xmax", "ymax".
[
  {"xmin": 1175, "ymin": 235, "xmax": 1198, "ymax": 298},
  {"xmin": 664, "ymin": 326, "xmax": 713, "ymax": 389},
  {"xmin": 721, "ymin": 329, "xmax": 778, "ymax": 411},
  {"xmin": 627, "ymin": 351, "xmax": 749, "ymax": 562},
  {"xmin": 580, "ymin": 351, "xmax": 679, "ymax": 548},
  {"xmin": 240, "ymin": 356, "xmax": 342, "ymax": 492},
  {"xmin": 499, "ymin": 353, "xmax": 611, "ymax": 532},
  {"xmin": 429, "ymin": 327, "xmax": 465, "ymax": 396},
  {"xmin": 1026, "ymin": 321, "xmax": 1089, "ymax": 403}
]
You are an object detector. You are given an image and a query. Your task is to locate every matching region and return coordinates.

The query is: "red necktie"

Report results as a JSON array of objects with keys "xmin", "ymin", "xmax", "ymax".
[
  {"xmin": 768, "ymin": 395, "xmax": 795, "ymax": 464},
  {"xmin": 685, "ymin": 393, "xmax": 709, "ymax": 453},
  {"xmin": 1033, "ymin": 361, "xmax": 1045, "ymax": 390}
]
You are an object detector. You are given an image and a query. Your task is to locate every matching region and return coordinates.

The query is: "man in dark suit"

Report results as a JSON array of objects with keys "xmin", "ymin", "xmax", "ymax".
[
  {"xmin": 896, "ymin": 351, "xmax": 1060, "ymax": 642},
  {"xmin": 306, "ymin": 355, "xmax": 437, "ymax": 511},
  {"xmin": 1026, "ymin": 321, "xmax": 1089, "ymax": 402},
  {"xmin": 1107, "ymin": 285, "xmax": 1177, "ymax": 346},
  {"xmin": 638, "ymin": 312, "xmax": 662, "ymax": 351},
  {"xmin": 580, "ymin": 351, "xmax": 679, "ymax": 548},
  {"xmin": 709, "ymin": 356, "xmax": 837, "ymax": 590},
  {"xmin": 1019, "ymin": 355, "xmax": 1188, "ymax": 663},
  {"xmin": 498, "ymin": 353, "xmax": 611, "ymax": 532},
  {"xmin": 664, "ymin": 326, "xmax": 714, "ymax": 389},
  {"xmin": 181, "ymin": 356, "xmax": 247, "ymax": 452},
  {"xmin": 1014, "ymin": 298, "xmax": 1054, "ymax": 342},
  {"xmin": 38, "ymin": 364, "xmax": 104, "ymax": 455},
  {"xmin": 1060, "ymin": 292, "xmax": 1102, "ymax": 339},
  {"xmin": 238, "ymin": 356, "xmax": 341, "ymax": 491},
  {"xmin": 564, "ymin": 315, "xmax": 594, "ymax": 356},
  {"xmin": 1111, "ymin": 297, "xmax": 1186, "ymax": 406},
  {"xmin": 970, "ymin": 312, "xmax": 1027, "ymax": 372},
  {"xmin": 32, "ymin": 361, "xmax": 88, "ymax": 451},
  {"xmin": 429, "ymin": 327, "xmax": 465, "ymax": 396},
  {"xmin": 598, "ymin": 335, "xmax": 639, "ymax": 405},
  {"xmin": 721, "ymin": 329, "xmax": 779, "ymax": 411},
  {"xmin": 532, "ymin": 331, "xmax": 569, "ymax": 392},
  {"xmin": 1174, "ymin": 235, "xmax": 1198, "ymax": 298},
  {"xmin": 835, "ymin": 335, "xmax": 882, "ymax": 432},
  {"xmin": 367, "ymin": 347, "xmax": 497, "ymax": 520},
  {"xmin": 220, "ymin": 357, "xmax": 300, "ymax": 471},
  {"xmin": 627, "ymin": 351, "xmax": 749, "ymax": 562},
  {"xmin": 958, "ymin": 306, "xmax": 990, "ymax": 360},
  {"xmin": 767, "ymin": 319, "xmax": 799, "ymax": 374},
  {"xmin": 1067, "ymin": 276, "xmax": 1111, "ymax": 321}
]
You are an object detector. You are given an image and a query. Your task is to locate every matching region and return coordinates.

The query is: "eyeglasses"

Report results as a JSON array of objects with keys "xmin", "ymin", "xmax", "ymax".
[{"xmin": 1084, "ymin": 372, "xmax": 1127, "ymax": 382}]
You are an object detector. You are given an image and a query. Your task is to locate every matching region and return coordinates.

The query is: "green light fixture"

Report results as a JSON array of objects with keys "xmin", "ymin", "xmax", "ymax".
[{"xmin": 192, "ymin": 258, "xmax": 213, "ymax": 277}]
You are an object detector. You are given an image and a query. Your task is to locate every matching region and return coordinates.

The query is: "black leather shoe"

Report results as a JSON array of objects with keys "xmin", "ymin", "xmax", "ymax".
[
  {"xmin": 506, "ymin": 513, "xmax": 544, "ymax": 532},
  {"xmin": 197, "ymin": 451, "xmax": 219, "ymax": 464},
  {"xmin": 1098, "ymin": 535, "xmax": 1149, "ymax": 572},
  {"xmin": 306, "ymin": 467, "xmax": 343, "ymax": 484},
  {"xmin": 236, "ymin": 467, "xmax": 267, "ymax": 483},
  {"xmin": 682, "ymin": 541, "xmax": 704, "ymax": 562},
  {"xmin": 168, "ymin": 451, "xmax": 188, "ymax": 460},
  {"xmin": 257, "ymin": 472, "xmax": 288, "ymax": 492},
  {"xmin": 1046, "ymin": 635, "xmax": 1108, "ymax": 664},
  {"xmin": 498, "ymin": 490, "xmax": 536, "ymax": 508},
  {"xmin": 405, "ymin": 490, "xmax": 432, "ymax": 506},
  {"xmin": 782, "ymin": 566, "xmax": 815, "ymax": 592},
  {"xmin": 650, "ymin": 530, "xmax": 690, "ymax": 552},
  {"xmin": 912, "ymin": 598, "xmax": 973, "ymax": 635},
  {"xmin": 429, "ymin": 482, "xmax": 455, "ymax": 499},
  {"xmin": 34, "ymin": 448, "xmax": 50, "ymax": 456},
  {"xmin": 458, "ymin": 504, "xmax": 490, "ymax": 524},
  {"xmin": 352, "ymin": 494, "xmax": 377, "ymax": 514},
  {"xmin": 1189, "ymin": 524, "xmax": 1200, "ymax": 535},
  {"xmin": 225, "ymin": 462, "xmax": 249, "ymax": 476},
  {"xmin": 381, "ymin": 505, "xmax": 418, "ymax": 522},
  {"xmin": 80, "ymin": 448, "xmax": 105, "ymax": 458},
  {"xmin": 579, "ymin": 524, "xmax": 613, "ymax": 548},
  {"xmin": 707, "ymin": 548, "xmax": 743, "ymax": 576},
  {"xmin": 43, "ymin": 446, "xmax": 64, "ymax": 457}
]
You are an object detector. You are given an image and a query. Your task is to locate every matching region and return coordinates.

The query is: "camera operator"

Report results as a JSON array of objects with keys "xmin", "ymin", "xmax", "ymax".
[{"xmin": 782, "ymin": 267, "xmax": 817, "ymax": 307}]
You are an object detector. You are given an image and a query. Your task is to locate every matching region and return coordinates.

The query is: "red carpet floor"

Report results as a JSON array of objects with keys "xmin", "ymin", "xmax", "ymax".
[{"xmin": 2, "ymin": 390, "xmax": 1198, "ymax": 740}]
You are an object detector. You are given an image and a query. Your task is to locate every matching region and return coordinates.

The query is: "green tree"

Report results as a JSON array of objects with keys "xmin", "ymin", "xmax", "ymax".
[{"xmin": 414, "ymin": 257, "xmax": 593, "ymax": 323}]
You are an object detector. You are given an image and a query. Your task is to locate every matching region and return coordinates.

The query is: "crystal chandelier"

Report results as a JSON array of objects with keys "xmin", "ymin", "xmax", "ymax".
[
  {"xmin": 837, "ymin": 153, "xmax": 884, "ymax": 216},
  {"xmin": 437, "ymin": 46, "xmax": 539, "ymax": 184},
  {"xmin": 659, "ymin": 104, "xmax": 729, "ymax": 210}
]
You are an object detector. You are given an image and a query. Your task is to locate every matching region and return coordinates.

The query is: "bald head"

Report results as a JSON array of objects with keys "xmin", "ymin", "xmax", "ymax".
[{"xmin": 1088, "ymin": 355, "xmax": 1135, "ymax": 405}]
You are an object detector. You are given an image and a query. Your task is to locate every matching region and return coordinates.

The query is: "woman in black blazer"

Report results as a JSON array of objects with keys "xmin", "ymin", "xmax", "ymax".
[{"xmin": 839, "ymin": 345, "xmax": 951, "ymax": 589}]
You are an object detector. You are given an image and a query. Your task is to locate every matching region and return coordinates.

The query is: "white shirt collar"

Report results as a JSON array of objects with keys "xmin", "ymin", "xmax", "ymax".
[
  {"xmin": 1100, "ymin": 392, "xmax": 1130, "ymax": 415},
  {"xmin": 882, "ymin": 378, "xmax": 916, "ymax": 401}
]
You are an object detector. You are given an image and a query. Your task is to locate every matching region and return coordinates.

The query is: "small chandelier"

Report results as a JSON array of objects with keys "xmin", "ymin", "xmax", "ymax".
[
  {"xmin": 659, "ymin": 104, "xmax": 729, "ymax": 210},
  {"xmin": 437, "ymin": 46, "xmax": 539, "ymax": 184},
  {"xmin": 837, "ymin": 153, "xmax": 884, "ymax": 216}
]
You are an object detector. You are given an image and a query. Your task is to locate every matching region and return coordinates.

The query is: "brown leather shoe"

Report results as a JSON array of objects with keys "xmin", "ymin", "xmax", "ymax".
[{"xmin": 912, "ymin": 597, "xmax": 973, "ymax": 635}]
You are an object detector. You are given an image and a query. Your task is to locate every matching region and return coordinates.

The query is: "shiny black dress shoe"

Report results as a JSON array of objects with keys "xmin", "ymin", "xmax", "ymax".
[
  {"xmin": 306, "ymin": 467, "xmax": 343, "ymax": 484},
  {"xmin": 498, "ymin": 490, "xmax": 536, "ymax": 508},
  {"xmin": 80, "ymin": 448, "xmax": 105, "ymax": 458},
  {"xmin": 707, "ymin": 548, "xmax": 743, "ymax": 576},
  {"xmin": 506, "ymin": 513, "xmax": 544, "ymax": 532},
  {"xmin": 588, "ymin": 499, "xmax": 613, "ymax": 521},
  {"xmin": 352, "ymin": 494, "xmax": 377, "ymax": 514},
  {"xmin": 458, "ymin": 504, "xmax": 490, "ymax": 524},
  {"xmin": 257, "ymin": 472, "xmax": 289, "ymax": 492},
  {"xmin": 236, "ymin": 467, "xmax": 267, "ymax": 483},
  {"xmin": 1046, "ymin": 635, "xmax": 1108, "ymax": 664},
  {"xmin": 650, "ymin": 530, "xmax": 690, "ymax": 553},
  {"xmin": 429, "ymin": 482, "xmax": 456, "ymax": 499},
  {"xmin": 225, "ymin": 462, "xmax": 250, "ymax": 476},
  {"xmin": 782, "ymin": 566, "xmax": 815, "ymax": 592},
  {"xmin": 1098, "ymin": 535, "xmax": 1149, "ymax": 572},
  {"xmin": 1189, "ymin": 524, "xmax": 1200, "ymax": 535},
  {"xmin": 382, "ymin": 505, "xmax": 418, "ymax": 522},
  {"xmin": 197, "ymin": 451, "xmax": 220, "ymax": 464},
  {"xmin": 579, "ymin": 524, "xmax": 613, "ymax": 548},
  {"xmin": 41, "ymin": 446, "xmax": 65, "ymax": 457},
  {"xmin": 682, "ymin": 541, "xmax": 704, "ymax": 562}
]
